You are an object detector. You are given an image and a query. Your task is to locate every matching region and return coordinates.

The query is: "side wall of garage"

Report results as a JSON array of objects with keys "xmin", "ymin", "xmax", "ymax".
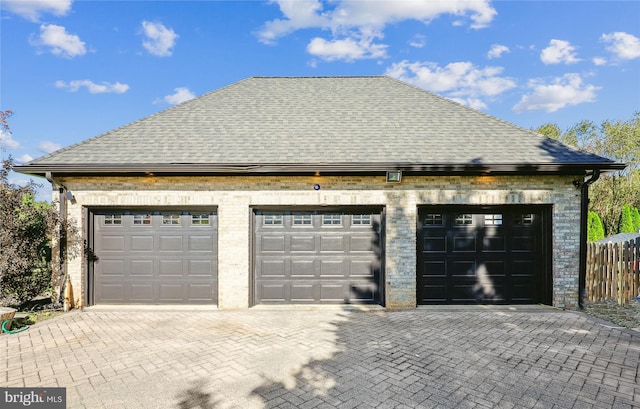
[{"xmin": 57, "ymin": 174, "xmax": 582, "ymax": 309}]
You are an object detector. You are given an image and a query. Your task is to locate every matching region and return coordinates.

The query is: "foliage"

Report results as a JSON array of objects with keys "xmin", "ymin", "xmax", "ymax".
[
  {"xmin": 0, "ymin": 110, "xmax": 12, "ymax": 132},
  {"xmin": 1, "ymin": 116, "xmax": 79, "ymax": 306},
  {"xmin": 535, "ymin": 112, "xmax": 640, "ymax": 236},
  {"xmin": 587, "ymin": 211, "xmax": 605, "ymax": 242},
  {"xmin": 631, "ymin": 207, "xmax": 640, "ymax": 232},
  {"xmin": 619, "ymin": 205, "xmax": 636, "ymax": 233}
]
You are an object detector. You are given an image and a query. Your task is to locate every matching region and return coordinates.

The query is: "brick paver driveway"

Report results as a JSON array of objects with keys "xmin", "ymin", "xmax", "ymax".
[{"xmin": 2, "ymin": 306, "xmax": 639, "ymax": 408}]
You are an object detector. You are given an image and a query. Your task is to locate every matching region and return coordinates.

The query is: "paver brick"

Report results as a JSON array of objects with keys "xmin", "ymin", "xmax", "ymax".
[{"xmin": 1, "ymin": 307, "xmax": 639, "ymax": 408}]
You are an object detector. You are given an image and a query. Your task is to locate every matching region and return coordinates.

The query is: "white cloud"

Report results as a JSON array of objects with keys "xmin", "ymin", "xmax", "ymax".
[
  {"xmin": 55, "ymin": 79, "xmax": 130, "ymax": 94},
  {"xmin": 307, "ymin": 36, "xmax": 387, "ymax": 61},
  {"xmin": 141, "ymin": 21, "xmax": 179, "ymax": 57},
  {"xmin": 2, "ymin": 0, "xmax": 72, "ymax": 22},
  {"xmin": 409, "ymin": 34, "xmax": 426, "ymax": 49},
  {"xmin": 487, "ymin": 44, "xmax": 509, "ymax": 59},
  {"xmin": 0, "ymin": 129, "xmax": 20, "ymax": 149},
  {"xmin": 157, "ymin": 87, "xmax": 196, "ymax": 105},
  {"xmin": 540, "ymin": 39, "xmax": 580, "ymax": 65},
  {"xmin": 16, "ymin": 154, "xmax": 34, "ymax": 165},
  {"xmin": 257, "ymin": 0, "xmax": 496, "ymax": 61},
  {"xmin": 592, "ymin": 57, "xmax": 607, "ymax": 66},
  {"xmin": 513, "ymin": 73, "xmax": 599, "ymax": 113},
  {"xmin": 39, "ymin": 141, "xmax": 62, "ymax": 153},
  {"xmin": 601, "ymin": 32, "xmax": 640, "ymax": 60},
  {"xmin": 30, "ymin": 24, "xmax": 87, "ymax": 58},
  {"xmin": 386, "ymin": 60, "xmax": 516, "ymax": 109}
]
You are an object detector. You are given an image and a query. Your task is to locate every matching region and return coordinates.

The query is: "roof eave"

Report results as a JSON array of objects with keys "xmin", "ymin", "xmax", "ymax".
[{"xmin": 14, "ymin": 161, "xmax": 627, "ymax": 178}]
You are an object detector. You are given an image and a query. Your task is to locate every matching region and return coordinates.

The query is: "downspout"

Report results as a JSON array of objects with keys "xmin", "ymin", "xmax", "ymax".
[
  {"xmin": 578, "ymin": 169, "xmax": 600, "ymax": 309},
  {"xmin": 46, "ymin": 172, "xmax": 67, "ymax": 304}
]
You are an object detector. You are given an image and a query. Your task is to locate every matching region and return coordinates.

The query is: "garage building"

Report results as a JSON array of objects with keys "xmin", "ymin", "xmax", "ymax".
[{"xmin": 15, "ymin": 76, "xmax": 624, "ymax": 309}]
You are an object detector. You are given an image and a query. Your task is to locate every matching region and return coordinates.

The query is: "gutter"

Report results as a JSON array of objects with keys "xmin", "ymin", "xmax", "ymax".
[
  {"xmin": 14, "ymin": 161, "xmax": 628, "ymax": 177},
  {"xmin": 578, "ymin": 169, "xmax": 600, "ymax": 309}
]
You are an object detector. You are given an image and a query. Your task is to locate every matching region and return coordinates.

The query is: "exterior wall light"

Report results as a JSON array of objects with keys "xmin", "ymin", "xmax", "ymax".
[{"xmin": 386, "ymin": 171, "xmax": 402, "ymax": 183}]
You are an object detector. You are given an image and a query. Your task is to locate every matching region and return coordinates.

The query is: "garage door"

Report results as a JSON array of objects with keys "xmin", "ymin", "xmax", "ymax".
[
  {"xmin": 417, "ymin": 206, "xmax": 551, "ymax": 304},
  {"xmin": 92, "ymin": 209, "xmax": 218, "ymax": 304},
  {"xmin": 253, "ymin": 208, "xmax": 383, "ymax": 305}
]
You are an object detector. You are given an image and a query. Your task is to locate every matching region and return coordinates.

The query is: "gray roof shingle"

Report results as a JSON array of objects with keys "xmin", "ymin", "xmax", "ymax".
[{"xmin": 17, "ymin": 76, "xmax": 624, "ymax": 175}]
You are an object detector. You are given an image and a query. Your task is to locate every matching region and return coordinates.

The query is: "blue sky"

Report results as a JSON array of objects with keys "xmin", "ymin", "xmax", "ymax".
[{"xmin": 1, "ymin": 0, "xmax": 639, "ymax": 193}]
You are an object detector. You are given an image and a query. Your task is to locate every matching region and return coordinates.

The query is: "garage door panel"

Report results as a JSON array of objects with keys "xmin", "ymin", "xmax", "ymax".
[
  {"xmin": 483, "ymin": 236, "xmax": 506, "ymax": 252},
  {"xmin": 291, "ymin": 284, "xmax": 315, "ymax": 302},
  {"xmin": 158, "ymin": 284, "xmax": 184, "ymax": 302},
  {"xmin": 424, "ymin": 236, "xmax": 446, "ymax": 252},
  {"xmin": 320, "ymin": 284, "xmax": 344, "ymax": 302},
  {"xmin": 350, "ymin": 284, "xmax": 377, "ymax": 301},
  {"xmin": 422, "ymin": 260, "xmax": 446, "ymax": 277},
  {"xmin": 99, "ymin": 284, "xmax": 125, "ymax": 302},
  {"xmin": 93, "ymin": 210, "xmax": 218, "ymax": 304},
  {"xmin": 349, "ymin": 260, "xmax": 376, "ymax": 278},
  {"xmin": 349, "ymin": 236, "xmax": 375, "ymax": 252},
  {"xmin": 451, "ymin": 285, "xmax": 476, "ymax": 302},
  {"xmin": 451, "ymin": 260, "xmax": 476, "ymax": 277},
  {"xmin": 159, "ymin": 236, "xmax": 183, "ymax": 252},
  {"xmin": 512, "ymin": 236, "xmax": 535, "ymax": 252},
  {"xmin": 130, "ymin": 284, "xmax": 153, "ymax": 302},
  {"xmin": 512, "ymin": 260, "xmax": 534, "ymax": 276},
  {"xmin": 291, "ymin": 260, "xmax": 316, "ymax": 277},
  {"xmin": 453, "ymin": 235, "xmax": 476, "ymax": 252},
  {"xmin": 320, "ymin": 236, "xmax": 345, "ymax": 252},
  {"xmin": 291, "ymin": 236, "xmax": 315, "ymax": 252},
  {"xmin": 159, "ymin": 260, "xmax": 183, "ymax": 276},
  {"xmin": 101, "ymin": 260, "xmax": 125, "ymax": 276},
  {"xmin": 131, "ymin": 236, "xmax": 154, "ymax": 252},
  {"xmin": 130, "ymin": 260, "xmax": 153, "ymax": 276},
  {"xmin": 484, "ymin": 261, "xmax": 506, "ymax": 276},
  {"xmin": 261, "ymin": 236, "xmax": 286, "ymax": 252},
  {"xmin": 188, "ymin": 260, "xmax": 215, "ymax": 276},
  {"xmin": 188, "ymin": 284, "xmax": 216, "ymax": 301},
  {"xmin": 254, "ymin": 209, "xmax": 383, "ymax": 305},
  {"xmin": 320, "ymin": 260, "xmax": 344, "ymax": 277},
  {"xmin": 101, "ymin": 236, "xmax": 125, "ymax": 252},
  {"xmin": 261, "ymin": 260, "xmax": 286, "ymax": 277},
  {"xmin": 421, "ymin": 285, "xmax": 447, "ymax": 302},
  {"xmin": 188, "ymin": 236, "xmax": 213, "ymax": 252},
  {"xmin": 418, "ymin": 206, "xmax": 548, "ymax": 305},
  {"xmin": 258, "ymin": 284, "xmax": 287, "ymax": 302}
]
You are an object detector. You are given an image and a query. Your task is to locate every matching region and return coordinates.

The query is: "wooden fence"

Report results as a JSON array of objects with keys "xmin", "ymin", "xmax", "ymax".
[{"xmin": 586, "ymin": 238, "xmax": 640, "ymax": 305}]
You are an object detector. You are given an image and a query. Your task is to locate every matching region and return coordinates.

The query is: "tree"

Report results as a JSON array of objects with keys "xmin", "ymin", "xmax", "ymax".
[
  {"xmin": 619, "ymin": 205, "xmax": 635, "ymax": 234},
  {"xmin": 0, "ymin": 110, "xmax": 12, "ymax": 132},
  {"xmin": 535, "ymin": 112, "xmax": 640, "ymax": 236},
  {"xmin": 0, "ymin": 112, "xmax": 79, "ymax": 306},
  {"xmin": 587, "ymin": 211, "xmax": 605, "ymax": 241}
]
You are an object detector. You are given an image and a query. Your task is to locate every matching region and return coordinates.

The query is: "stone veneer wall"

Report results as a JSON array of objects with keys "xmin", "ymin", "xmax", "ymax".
[{"xmin": 56, "ymin": 174, "xmax": 582, "ymax": 309}]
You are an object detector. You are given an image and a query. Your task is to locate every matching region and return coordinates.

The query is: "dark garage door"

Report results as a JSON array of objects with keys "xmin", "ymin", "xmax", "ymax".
[
  {"xmin": 417, "ymin": 206, "xmax": 551, "ymax": 304},
  {"xmin": 254, "ymin": 208, "xmax": 383, "ymax": 305},
  {"xmin": 92, "ymin": 210, "xmax": 218, "ymax": 304}
]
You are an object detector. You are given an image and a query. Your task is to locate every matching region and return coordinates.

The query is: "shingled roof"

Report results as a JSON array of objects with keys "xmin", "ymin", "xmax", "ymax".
[{"xmin": 16, "ymin": 76, "xmax": 625, "ymax": 176}]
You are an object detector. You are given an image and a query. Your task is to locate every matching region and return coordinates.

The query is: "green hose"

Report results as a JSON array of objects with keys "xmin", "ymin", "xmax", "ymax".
[{"xmin": 2, "ymin": 319, "xmax": 29, "ymax": 334}]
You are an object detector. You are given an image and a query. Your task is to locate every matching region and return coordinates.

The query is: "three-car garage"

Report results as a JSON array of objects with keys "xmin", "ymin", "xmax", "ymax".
[{"xmin": 89, "ymin": 205, "xmax": 551, "ymax": 307}]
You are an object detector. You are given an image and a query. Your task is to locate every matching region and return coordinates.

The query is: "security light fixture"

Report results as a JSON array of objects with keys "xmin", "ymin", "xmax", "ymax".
[{"xmin": 386, "ymin": 171, "xmax": 402, "ymax": 183}]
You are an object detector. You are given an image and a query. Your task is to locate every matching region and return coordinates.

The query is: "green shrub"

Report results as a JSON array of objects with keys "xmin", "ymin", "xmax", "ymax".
[
  {"xmin": 618, "ymin": 205, "xmax": 635, "ymax": 233},
  {"xmin": 588, "ymin": 211, "xmax": 605, "ymax": 241},
  {"xmin": 631, "ymin": 207, "xmax": 640, "ymax": 232}
]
